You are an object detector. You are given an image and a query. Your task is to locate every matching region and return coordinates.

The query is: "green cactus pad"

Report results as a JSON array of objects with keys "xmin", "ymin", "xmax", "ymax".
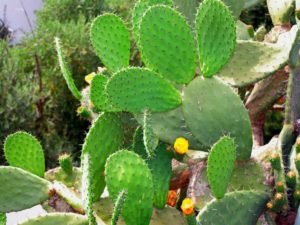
[
  {"xmin": 18, "ymin": 213, "xmax": 88, "ymax": 225},
  {"xmin": 219, "ymin": 26, "xmax": 298, "ymax": 87},
  {"xmin": 58, "ymin": 153, "xmax": 73, "ymax": 175},
  {"xmin": 143, "ymin": 110, "xmax": 159, "ymax": 157},
  {"xmin": 207, "ymin": 137, "xmax": 236, "ymax": 199},
  {"xmin": 0, "ymin": 166, "xmax": 50, "ymax": 213},
  {"xmin": 173, "ymin": 0, "xmax": 198, "ymax": 27},
  {"xmin": 135, "ymin": 106, "xmax": 206, "ymax": 150},
  {"xmin": 236, "ymin": 20, "xmax": 253, "ymax": 40},
  {"xmin": 132, "ymin": 1, "xmax": 149, "ymax": 45},
  {"xmin": 146, "ymin": 0, "xmax": 173, "ymax": 5},
  {"xmin": 196, "ymin": 0, "xmax": 236, "ymax": 77},
  {"xmin": 90, "ymin": 14, "xmax": 130, "ymax": 72},
  {"xmin": 139, "ymin": 5, "xmax": 197, "ymax": 84},
  {"xmin": 147, "ymin": 143, "xmax": 172, "ymax": 208},
  {"xmin": 105, "ymin": 150, "xmax": 153, "ymax": 225},
  {"xmin": 197, "ymin": 191, "xmax": 269, "ymax": 225},
  {"xmin": 81, "ymin": 113, "xmax": 123, "ymax": 201},
  {"xmin": 222, "ymin": 0, "xmax": 246, "ymax": 18},
  {"xmin": 106, "ymin": 68, "xmax": 182, "ymax": 113},
  {"xmin": 182, "ymin": 77, "xmax": 252, "ymax": 160},
  {"xmin": 94, "ymin": 198, "xmax": 187, "ymax": 225},
  {"xmin": 4, "ymin": 131, "xmax": 45, "ymax": 177},
  {"xmin": 111, "ymin": 190, "xmax": 128, "ymax": 225},
  {"xmin": 90, "ymin": 74, "xmax": 119, "ymax": 112},
  {"xmin": 267, "ymin": 0, "xmax": 294, "ymax": 25},
  {"xmin": 55, "ymin": 38, "xmax": 82, "ymax": 100}
]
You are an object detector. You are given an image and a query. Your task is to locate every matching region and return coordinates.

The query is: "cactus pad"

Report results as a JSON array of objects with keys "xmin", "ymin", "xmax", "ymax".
[
  {"xmin": 147, "ymin": 143, "xmax": 172, "ymax": 208},
  {"xmin": 105, "ymin": 150, "xmax": 153, "ymax": 225},
  {"xmin": 90, "ymin": 14, "xmax": 130, "ymax": 72},
  {"xmin": 182, "ymin": 77, "xmax": 252, "ymax": 160},
  {"xmin": 81, "ymin": 113, "xmax": 123, "ymax": 201},
  {"xmin": 139, "ymin": 6, "xmax": 196, "ymax": 84},
  {"xmin": 90, "ymin": 74, "xmax": 119, "ymax": 112},
  {"xmin": 0, "ymin": 166, "xmax": 50, "ymax": 213},
  {"xmin": 4, "ymin": 131, "xmax": 45, "ymax": 177},
  {"xmin": 219, "ymin": 26, "xmax": 298, "ymax": 87},
  {"xmin": 0, "ymin": 214, "xmax": 6, "ymax": 225},
  {"xmin": 196, "ymin": 0, "xmax": 236, "ymax": 77},
  {"xmin": 143, "ymin": 110, "xmax": 159, "ymax": 157},
  {"xmin": 197, "ymin": 191, "xmax": 269, "ymax": 225},
  {"xmin": 132, "ymin": 126, "xmax": 148, "ymax": 159},
  {"xmin": 18, "ymin": 213, "xmax": 88, "ymax": 225},
  {"xmin": 135, "ymin": 106, "xmax": 206, "ymax": 150},
  {"xmin": 207, "ymin": 137, "xmax": 236, "ymax": 199},
  {"xmin": 55, "ymin": 38, "xmax": 82, "ymax": 100},
  {"xmin": 106, "ymin": 68, "xmax": 182, "ymax": 113},
  {"xmin": 94, "ymin": 198, "xmax": 187, "ymax": 225}
]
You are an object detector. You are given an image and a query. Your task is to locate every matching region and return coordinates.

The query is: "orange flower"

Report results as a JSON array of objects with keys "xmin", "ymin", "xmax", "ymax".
[
  {"xmin": 167, "ymin": 190, "xmax": 178, "ymax": 207},
  {"xmin": 181, "ymin": 198, "xmax": 194, "ymax": 215},
  {"xmin": 174, "ymin": 137, "xmax": 189, "ymax": 154}
]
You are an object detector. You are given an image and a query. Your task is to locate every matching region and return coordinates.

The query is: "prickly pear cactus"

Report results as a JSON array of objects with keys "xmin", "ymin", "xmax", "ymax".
[
  {"xmin": 0, "ymin": 166, "xmax": 50, "ymax": 213},
  {"xmin": 4, "ymin": 131, "xmax": 45, "ymax": 177},
  {"xmin": 196, "ymin": 0, "xmax": 236, "ymax": 77},
  {"xmin": 197, "ymin": 191, "xmax": 270, "ymax": 225},
  {"xmin": 105, "ymin": 150, "xmax": 154, "ymax": 225},
  {"xmin": 207, "ymin": 137, "xmax": 236, "ymax": 199}
]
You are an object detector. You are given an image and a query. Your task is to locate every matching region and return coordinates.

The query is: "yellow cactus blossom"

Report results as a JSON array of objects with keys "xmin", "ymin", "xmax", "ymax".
[
  {"xmin": 85, "ymin": 72, "xmax": 96, "ymax": 84},
  {"xmin": 181, "ymin": 198, "xmax": 194, "ymax": 215},
  {"xmin": 174, "ymin": 137, "xmax": 189, "ymax": 154}
]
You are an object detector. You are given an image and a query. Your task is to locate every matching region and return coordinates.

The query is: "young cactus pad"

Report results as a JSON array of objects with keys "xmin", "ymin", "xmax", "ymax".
[
  {"xmin": 196, "ymin": 0, "xmax": 236, "ymax": 77},
  {"xmin": 17, "ymin": 213, "xmax": 88, "ymax": 225},
  {"xmin": 267, "ymin": 0, "xmax": 294, "ymax": 25},
  {"xmin": 197, "ymin": 191, "xmax": 270, "ymax": 225},
  {"xmin": 139, "ymin": 5, "xmax": 196, "ymax": 84},
  {"xmin": 182, "ymin": 77, "xmax": 252, "ymax": 159},
  {"xmin": 4, "ymin": 131, "xmax": 45, "ymax": 177},
  {"xmin": 0, "ymin": 166, "xmax": 50, "ymax": 213},
  {"xmin": 106, "ymin": 68, "xmax": 182, "ymax": 113},
  {"xmin": 55, "ymin": 38, "xmax": 82, "ymax": 100},
  {"xmin": 207, "ymin": 137, "xmax": 236, "ymax": 199},
  {"xmin": 222, "ymin": 0, "xmax": 246, "ymax": 19},
  {"xmin": 90, "ymin": 14, "xmax": 130, "ymax": 72},
  {"xmin": 105, "ymin": 150, "xmax": 154, "ymax": 225},
  {"xmin": 81, "ymin": 113, "xmax": 124, "ymax": 202},
  {"xmin": 219, "ymin": 26, "xmax": 299, "ymax": 87}
]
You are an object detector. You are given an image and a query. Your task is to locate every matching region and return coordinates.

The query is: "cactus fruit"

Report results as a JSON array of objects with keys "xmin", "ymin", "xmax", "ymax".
[
  {"xmin": 81, "ymin": 113, "xmax": 123, "ymax": 203},
  {"xmin": 55, "ymin": 38, "xmax": 82, "ymax": 100},
  {"xmin": 196, "ymin": 0, "xmax": 236, "ymax": 77},
  {"xmin": 90, "ymin": 14, "xmax": 130, "ymax": 72},
  {"xmin": 17, "ymin": 213, "xmax": 88, "ymax": 225},
  {"xmin": 4, "ymin": 131, "xmax": 45, "ymax": 177},
  {"xmin": 197, "ymin": 191, "xmax": 270, "ymax": 225},
  {"xmin": 139, "ymin": 5, "xmax": 196, "ymax": 84},
  {"xmin": 105, "ymin": 150, "xmax": 154, "ymax": 225},
  {"xmin": 94, "ymin": 197, "xmax": 188, "ymax": 225},
  {"xmin": 0, "ymin": 166, "xmax": 50, "ymax": 213},
  {"xmin": 182, "ymin": 77, "xmax": 252, "ymax": 159},
  {"xmin": 207, "ymin": 137, "xmax": 236, "ymax": 199},
  {"xmin": 267, "ymin": 0, "xmax": 294, "ymax": 25},
  {"xmin": 219, "ymin": 26, "xmax": 298, "ymax": 87},
  {"xmin": 58, "ymin": 153, "xmax": 73, "ymax": 175},
  {"xmin": 106, "ymin": 68, "xmax": 182, "ymax": 113},
  {"xmin": 270, "ymin": 152, "xmax": 281, "ymax": 171}
]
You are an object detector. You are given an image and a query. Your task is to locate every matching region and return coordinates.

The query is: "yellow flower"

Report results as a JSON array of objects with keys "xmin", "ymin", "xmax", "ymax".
[
  {"xmin": 85, "ymin": 72, "xmax": 96, "ymax": 84},
  {"xmin": 174, "ymin": 137, "xmax": 189, "ymax": 154},
  {"xmin": 181, "ymin": 198, "xmax": 194, "ymax": 215}
]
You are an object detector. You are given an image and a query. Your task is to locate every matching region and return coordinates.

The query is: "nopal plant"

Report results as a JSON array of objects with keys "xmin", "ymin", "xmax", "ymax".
[{"xmin": 1, "ymin": 0, "xmax": 300, "ymax": 225}]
